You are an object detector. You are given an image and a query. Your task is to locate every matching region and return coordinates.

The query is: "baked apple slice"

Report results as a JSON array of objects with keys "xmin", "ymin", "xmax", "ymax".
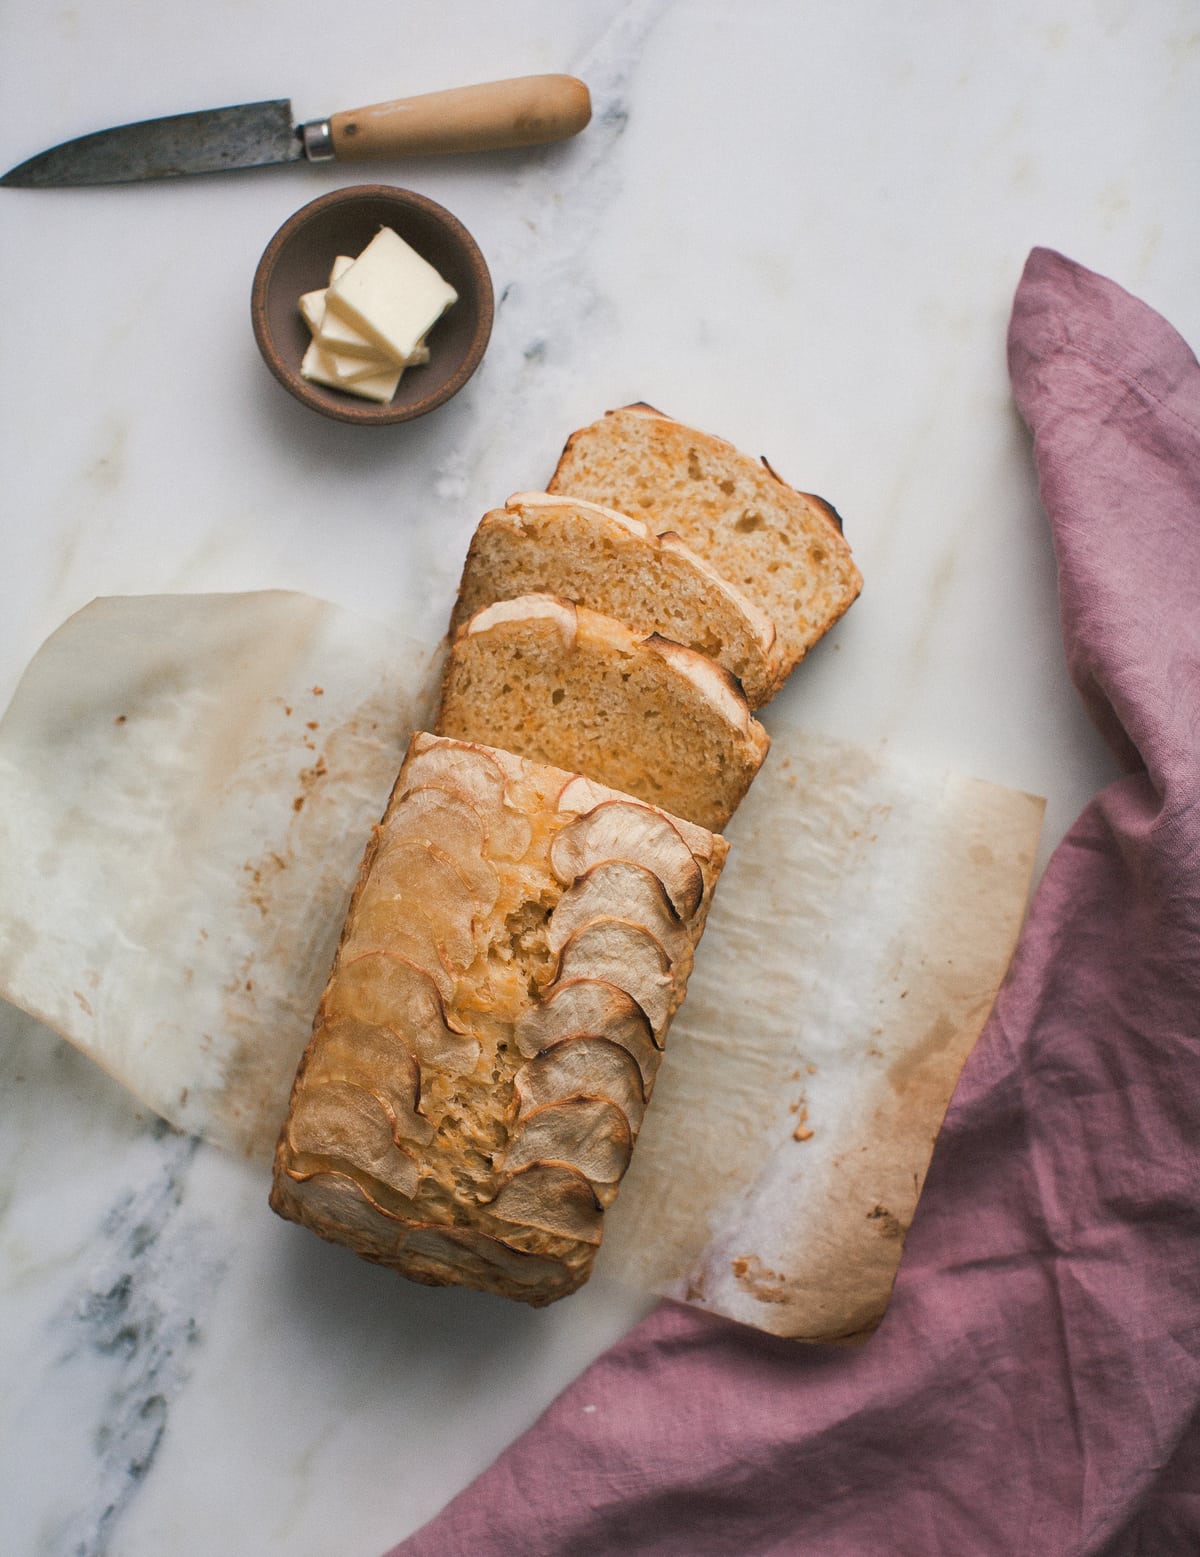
[
  {"xmin": 484, "ymin": 1162, "xmax": 605, "ymax": 1244},
  {"xmin": 550, "ymin": 800, "xmax": 703, "ymax": 919},
  {"xmin": 554, "ymin": 918, "xmax": 675, "ymax": 1039},
  {"xmin": 286, "ymin": 1080, "xmax": 421, "ymax": 1200},
  {"xmin": 513, "ymin": 1036, "xmax": 647, "ymax": 1133},
  {"xmin": 501, "ymin": 1097, "xmax": 634, "ymax": 1184},
  {"xmin": 301, "ymin": 1016, "xmax": 434, "ymax": 1146},
  {"xmin": 324, "ymin": 952, "xmax": 479, "ymax": 1075},
  {"xmin": 513, "ymin": 977, "xmax": 660, "ymax": 1089},
  {"xmin": 547, "ymin": 858, "xmax": 689, "ymax": 966}
]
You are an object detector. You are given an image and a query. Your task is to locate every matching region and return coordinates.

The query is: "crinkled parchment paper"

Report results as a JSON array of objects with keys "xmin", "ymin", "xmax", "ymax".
[
  {"xmin": 600, "ymin": 746, "xmax": 1043, "ymax": 1339},
  {"xmin": 0, "ymin": 593, "xmax": 438, "ymax": 1155},
  {"xmin": 0, "ymin": 593, "xmax": 1042, "ymax": 1339}
]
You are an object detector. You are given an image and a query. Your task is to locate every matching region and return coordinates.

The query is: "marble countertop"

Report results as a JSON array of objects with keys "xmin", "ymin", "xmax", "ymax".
[{"xmin": 2, "ymin": 2, "xmax": 1196, "ymax": 1552}]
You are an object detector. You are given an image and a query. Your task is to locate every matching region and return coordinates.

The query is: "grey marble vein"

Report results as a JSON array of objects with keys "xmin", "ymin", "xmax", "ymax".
[{"xmin": 40, "ymin": 1131, "xmax": 223, "ymax": 1557}]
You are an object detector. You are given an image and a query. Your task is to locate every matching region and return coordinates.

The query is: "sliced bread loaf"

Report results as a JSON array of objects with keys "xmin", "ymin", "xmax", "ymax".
[
  {"xmin": 450, "ymin": 492, "xmax": 782, "ymax": 707},
  {"xmin": 547, "ymin": 403, "xmax": 862, "ymax": 682},
  {"xmin": 434, "ymin": 594, "xmax": 769, "ymax": 832}
]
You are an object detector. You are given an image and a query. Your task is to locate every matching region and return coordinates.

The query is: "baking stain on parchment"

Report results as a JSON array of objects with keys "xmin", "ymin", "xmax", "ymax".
[{"xmin": 215, "ymin": 685, "xmax": 408, "ymax": 1157}]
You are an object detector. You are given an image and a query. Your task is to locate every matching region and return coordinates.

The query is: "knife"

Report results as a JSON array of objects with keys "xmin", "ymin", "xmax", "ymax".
[{"xmin": 0, "ymin": 74, "xmax": 592, "ymax": 188}]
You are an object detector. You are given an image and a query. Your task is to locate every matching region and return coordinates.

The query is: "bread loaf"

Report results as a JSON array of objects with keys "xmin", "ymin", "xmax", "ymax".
[
  {"xmin": 272, "ymin": 407, "xmax": 859, "ymax": 1305},
  {"xmin": 450, "ymin": 492, "xmax": 782, "ymax": 707},
  {"xmin": 547, "ymin": 403, "xmax": 862, "ymax": 682},
  {"xmin": 434, "ymin": 593, "xmax": 770, "ymax": 832},
  {"xmin": 270, "ymin": 732, "xmax": 726, "ymax": 1305}
]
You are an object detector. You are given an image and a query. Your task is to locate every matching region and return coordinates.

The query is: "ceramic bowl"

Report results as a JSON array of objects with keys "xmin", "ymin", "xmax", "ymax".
[{"xmin": 251, "ymin": 184, "xmax": 493, "ymax": 426}]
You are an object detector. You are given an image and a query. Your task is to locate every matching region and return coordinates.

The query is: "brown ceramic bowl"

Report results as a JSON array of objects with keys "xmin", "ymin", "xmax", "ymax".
[{"xmin": 251, "ymin": 185, "xmax": 493, "ymax": 425}]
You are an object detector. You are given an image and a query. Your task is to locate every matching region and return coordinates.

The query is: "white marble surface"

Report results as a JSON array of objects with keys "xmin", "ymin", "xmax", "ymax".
[{"xmin": 1, "ymin": 2, "xmax": 1197, "ymax": 1552}]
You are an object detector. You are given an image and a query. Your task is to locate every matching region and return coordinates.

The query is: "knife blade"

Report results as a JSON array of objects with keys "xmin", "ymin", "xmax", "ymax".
[{"xmin": 1, "ymin": 74, "xmax": 592, "ymax": 188}]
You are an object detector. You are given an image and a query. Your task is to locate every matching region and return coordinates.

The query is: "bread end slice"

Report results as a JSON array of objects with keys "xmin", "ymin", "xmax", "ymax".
[{"xmin": 547, "ymin": 404, "xmax": 862, "ymax": 684}]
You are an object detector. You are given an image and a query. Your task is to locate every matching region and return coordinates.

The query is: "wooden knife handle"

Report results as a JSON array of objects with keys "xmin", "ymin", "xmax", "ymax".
[{"xmin": 329, "ymin": 75, "xmax": 591, "ymax": 159}]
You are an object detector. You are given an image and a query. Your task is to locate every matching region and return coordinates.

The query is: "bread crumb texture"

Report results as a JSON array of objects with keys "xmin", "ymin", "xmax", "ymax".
[{"xmin": 271, "ymin": 733, "xmax": 726, "ymax": 1305}]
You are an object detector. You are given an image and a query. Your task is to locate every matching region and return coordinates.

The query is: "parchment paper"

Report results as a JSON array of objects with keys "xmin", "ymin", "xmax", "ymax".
[
  {"xmin": 0, "ymin": 592, "xmax": 1042, "ymax": 1339},
  {"xmin": 601, "ymin": 748, "xmax": 1043, "ymax": 1338},
  {"xmin": 0, "ymin": 592, "xmax": 437, "ymax": 1155}
]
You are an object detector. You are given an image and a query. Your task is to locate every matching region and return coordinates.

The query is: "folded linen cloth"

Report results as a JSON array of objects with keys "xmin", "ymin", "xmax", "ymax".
[{"xmin": 388, "ymin": 249, "xmax": 1200, "ymax": 1556}]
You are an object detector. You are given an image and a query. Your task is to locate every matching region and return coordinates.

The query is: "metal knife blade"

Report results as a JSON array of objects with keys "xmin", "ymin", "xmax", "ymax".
[
  {"xmin": 1, "ymin": 100, "xmax": 303, "ymax": 187},
  {"xmin": 1, "ymin": 76, "xmax": 592, "ymax": 189}
]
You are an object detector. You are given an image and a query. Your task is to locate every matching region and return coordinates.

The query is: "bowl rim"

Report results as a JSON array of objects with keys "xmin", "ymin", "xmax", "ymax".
[{"xmin": 251, "ymin": 183, "xmax": 494, "ymax": 426}]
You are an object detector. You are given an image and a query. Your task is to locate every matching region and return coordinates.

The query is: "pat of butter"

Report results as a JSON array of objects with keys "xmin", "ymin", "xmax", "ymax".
[
  {"xmin": 334, "ymin": 361, "xmax": 406, "ymax": 403},
  {"xmin": 298, "ymin": 287, "xmax": 327, "ymax": 336},
  {"xmin": 317, "ymin": 313, "xmax": 430, "ymax": 364},
  {"xmin": 318, "ymin": 309, "xmax": 383, "ymax": 357},
  {"xmin": 303, "ymin": 256, "xmax": 431, "ymax": 367},
  {"xmin": 300, "ymin": 340, "xmax": 404, "ymax": 403},
  {"xmin": 324, "ymin": 227, "xmax": 457, "ymax": 365},
  {"xmin": 302, "ymin": 257, "xmax": 380, "ymax": 359},
  {"xmin": 390, "ymin": 334, "xmax": 430, "ymax": 366}
]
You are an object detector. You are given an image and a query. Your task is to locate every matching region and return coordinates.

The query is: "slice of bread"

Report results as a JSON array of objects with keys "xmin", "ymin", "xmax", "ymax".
[
  {"xmin": 434, "ymin": 594, "xmax": 770, "ymax": 832},
  {"xmin": 450, "ymin": 492, "xmax": 783, "ymax": 707},
  {"xmin": 547, "ymin": 403, "xmax": 862, "ymax": 683}
]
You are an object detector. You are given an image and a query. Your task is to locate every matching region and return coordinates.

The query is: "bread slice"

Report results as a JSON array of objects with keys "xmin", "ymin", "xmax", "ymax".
[
  {"xmin": 547, "ymin": 403, "xmax": 862, "ymax": 682},
  {"xmin": 434, "ymin": 594, "xmax": 770, "ymax": 832},
  {"xmin": 270, "ymin": 732, "xmax": 727, "ymax": 1305},
  {"xmin": 450, "ymin": 492, "xmax": 782, "ymax": 707}
]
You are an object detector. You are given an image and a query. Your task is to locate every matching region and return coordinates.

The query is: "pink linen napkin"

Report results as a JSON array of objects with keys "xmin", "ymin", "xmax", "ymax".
[{"xmin": 387, "ymin": 248, "xmax": 1200, "ymax": 1556}]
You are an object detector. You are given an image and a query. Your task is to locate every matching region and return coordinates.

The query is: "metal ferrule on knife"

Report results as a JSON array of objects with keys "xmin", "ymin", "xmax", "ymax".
[{"xmin": 300, "ymin": 120, "xmax": 336, "ymax": 163}]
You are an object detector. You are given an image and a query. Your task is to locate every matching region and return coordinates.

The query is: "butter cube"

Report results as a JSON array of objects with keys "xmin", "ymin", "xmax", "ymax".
[
  {"xmin": 324, "ymin": 226, "xmax": 457, "ymax": 365},
  {"xmin": 316, "ymin": 257, "xmax": 384, "ymax": 357},
  {"xmin": 335, "ymin": 360, "xmax": 406, "ymax": 403},
  {"xmin": 332, "ymin": 347, "xmax": 396, "ymax": 384},
  {"xmin": 300, "ymin": 340, "xmax": 404, "ymax": 402},
  {"xmin": 300, "ymin": 257, "xmax": 382, "ymax": 360},
  {"xmin": 300, "ymin": 339, "xmax": 350, "ymax": 389},
  {"xmin": 299, "ymin": 287, "xmax": 327, "ymax": 335},
  {"xmin": 318, "ymin": 308, "xmax": 384, "ymax": 357}
]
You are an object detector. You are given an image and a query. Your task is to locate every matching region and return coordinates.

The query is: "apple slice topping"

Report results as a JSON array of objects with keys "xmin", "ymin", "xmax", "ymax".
[
  {"xmin": 399, "ymin": 739, "xmax": 533, "ymax": 860},
  {"xmin": 302, "ymin": 1017, "xmax": 434, "ymax": 1146},
  {"xmin": 398, "ymin": 1223, "xmax": 574, "ymax": 1294},
  {"xmin": 351, "ymin": 841, "xmax": 479, "ymax": 973},
  {"xmin": 484, "ymin": 1162, "xmax": 605, "ymax": 1244},
  {"xmin": 555, "ymin": 919, "xmax": 675, "ymax": 1039},
  {"xmin": 546, "ymin": 859, "xmax": 689, "ymax": 966},
  {"xmin": 276, "ymin": 1167, "xmax": 410, "ymax": 1250},
  {"xmin": 513, "ymin": 1037, "xmax": 647, "ymax": 1133},
  {"xmin": 553, "ymin": 774, "xmax": 614, "ymax": 815},
  {"xmin": 555, "ymin": 775, "xmax": 719, "ymax": 860},
  {"xmin": 502, "ymin": 1097, "xmax": 633, "ymax": 1184},
  {"xmin": 513, "ymin": 977, "xmax": 660, "ymax": 1088},
  {"xmin": 286, "ymin": 1080, "xmax": 421, "ymax": 1200},
  {"xmin": 325, "ymin": 952, "xmax": 480, "ymax": 1075},
  {"xmin": 374, "ymin": 827, "xmax": 499, "ymax": 917},
  {"xmin": 338, "ymin": 913, "xmax": 457, "ymax": 1000},
  {"xmin": 550, "ymin": 801, "xmax": 703, "ymax": 919},
  {"xmin": 380, "ymin": 784, "xmax": 488, "ymax": 860}
]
